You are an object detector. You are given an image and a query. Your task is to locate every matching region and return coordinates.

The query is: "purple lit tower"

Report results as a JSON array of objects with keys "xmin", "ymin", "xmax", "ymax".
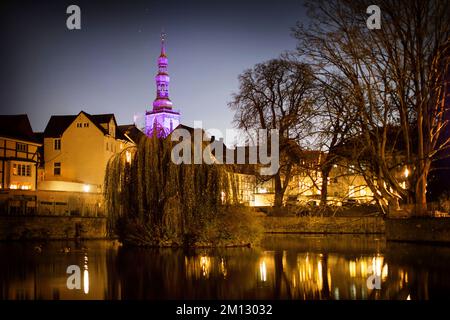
[{"xmin": 145, "ymin": 32, "xmax": 180, "ymax": 138}]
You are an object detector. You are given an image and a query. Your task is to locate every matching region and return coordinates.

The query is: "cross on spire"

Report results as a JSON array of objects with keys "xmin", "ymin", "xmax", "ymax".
[{"xmin": 160, "ymin": 30, "xmax": 166, "ymax": 56}]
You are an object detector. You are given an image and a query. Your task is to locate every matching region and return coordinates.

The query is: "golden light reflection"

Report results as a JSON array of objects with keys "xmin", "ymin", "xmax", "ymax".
[
  {"xmin": 372, "ymin": 256, "xmax": 386, "ymax": 278},
  {"xmin": 259, "ymin": 261, "xmax": 267, "ymax": 282},
  {"xmin": 317, "ymin": 261, "xmax": 323, "ymax": 291},
  {"xmin": 381, "ymin": 264, "xmax": 388, "ymax": 280},
  {"xmin": 349, "ymin": 261, "xmax": 356, "ymax": 277},
  {"xmin": 360, "ymin": 260, "xmax": 367, "ymax": 276},
  {"xmin": 83, "ymin": 255, "xmax": 89, "ymax": 295},
  {"xmin": 220, "ymin": 258, "xmax": 227, "ymax": 279},
  {"xmin": 83, "ymin": 270, "xmax": 89, "ymax": 295},
  {"xmin": 295, "ymin": 254, "xmax": 324, "ymax": 296},
  {"xmin": 200, "ymin": 255, "xmax": 211, "ymax": 278}
]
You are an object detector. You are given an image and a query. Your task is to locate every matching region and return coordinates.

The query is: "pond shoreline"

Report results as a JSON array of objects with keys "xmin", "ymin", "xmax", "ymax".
[{"xmin": 2, "ymin": 215, "xmax": 450, "ymax": 245}]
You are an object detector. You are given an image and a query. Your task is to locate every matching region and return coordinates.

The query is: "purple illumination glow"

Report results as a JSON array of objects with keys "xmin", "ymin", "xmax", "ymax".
[{"xmin": 145, "ymin": 32, "xmax": 180, "ymax": 138}]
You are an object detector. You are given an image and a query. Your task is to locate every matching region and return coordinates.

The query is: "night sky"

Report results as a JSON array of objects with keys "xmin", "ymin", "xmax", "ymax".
[{"xmin": 0, "ymin": 0, "xmax": 307, "ymax": 144}]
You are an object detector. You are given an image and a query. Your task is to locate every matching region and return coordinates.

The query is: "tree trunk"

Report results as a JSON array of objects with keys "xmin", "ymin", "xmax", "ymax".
[
  {"xmin": 320, "ymin": 167, "xmax": 331, "ymax": 206},
  {"xmin": 274, "ymin": 174, "xmax": 284, "ymax": 207},
  {"xmin": 415, "ymin": 175, "xmax": 428, "ymax": 216}
]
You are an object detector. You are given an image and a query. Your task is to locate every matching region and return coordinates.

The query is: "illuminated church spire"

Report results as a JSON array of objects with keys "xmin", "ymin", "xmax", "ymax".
[
  {"xmin": 145, "ymin": 32, "xmax": 180, "ymax": 137},
  {"xmin": 153, "ymin": 32, "xmax": 173, "ymax": 110}
]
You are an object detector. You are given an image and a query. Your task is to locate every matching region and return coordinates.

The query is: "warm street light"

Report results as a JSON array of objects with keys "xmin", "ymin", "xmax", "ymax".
[{"xmin": 404, "ymin": 167, "xmax": 410, "ymax": 178}]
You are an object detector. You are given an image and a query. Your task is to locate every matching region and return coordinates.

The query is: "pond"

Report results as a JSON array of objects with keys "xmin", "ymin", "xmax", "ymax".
[{"xmin": 1, "ymin": 234, "xmax": 450, "ymax": 300}]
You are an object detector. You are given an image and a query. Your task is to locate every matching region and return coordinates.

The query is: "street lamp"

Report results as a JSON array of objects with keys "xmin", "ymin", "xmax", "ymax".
[{"xmin": 404, "ymin": 167, "xmax": 410, "ymax": 178}]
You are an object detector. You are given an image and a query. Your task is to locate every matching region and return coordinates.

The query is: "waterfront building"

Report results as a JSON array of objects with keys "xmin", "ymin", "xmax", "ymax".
[
  {"xmin": 39, "ymin": 111, "xmax": 136, "ymax": 193},
  {"xmin": 0, "ymin": 115, "xmax": 41, "ymax": 191}
]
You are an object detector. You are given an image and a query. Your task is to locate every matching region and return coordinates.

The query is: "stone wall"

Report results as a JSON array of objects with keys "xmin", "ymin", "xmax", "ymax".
[
  {"xmin": 386, "ymin": 217, "xmax": 450, "ymax": 243},
  {"xmin": 261, "ymin": 216, "xmax": 385, "ymax": 234},
  {"xmin": 0, "ymin": 189, "xmax": 104, "ymax": 217},
  {"xmin": 0, "ymin": 216, "xmax": 107, "ymax": 240}
]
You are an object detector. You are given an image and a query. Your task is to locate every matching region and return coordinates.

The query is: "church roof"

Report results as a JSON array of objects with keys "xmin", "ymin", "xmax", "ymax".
[{"xmin": 0, "ymin": 114, "xmax": 40, "ymax": 144}]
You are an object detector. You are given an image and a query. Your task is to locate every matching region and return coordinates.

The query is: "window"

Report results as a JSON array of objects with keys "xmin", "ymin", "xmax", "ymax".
[
  {"xmin": 84, "ymin": 123, "xmax": 89, "ymax": 127},
  {"xmin": 77, "ymin": 123, "xmax": 82, "ymax": 128},
  {"xmin": 54, "ymin": 162, "xmax": 61, "ymax": 176},
  {"xmin": 16, "ymin": 143, "xmax": 27, "ymax": 152},
  {"xmin": 13, "ymin": 164, "xmax": 31, "ymax": 176},
  {"xmin": 54, "ymin": 139, "xmax": 61, "ymax": 150},
  {"xmin": 349, "ymin": 185, "xmax": 355, "ymax": 197}
]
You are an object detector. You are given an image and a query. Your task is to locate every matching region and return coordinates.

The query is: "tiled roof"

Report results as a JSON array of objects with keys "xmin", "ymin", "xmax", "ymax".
[
  {"xmin": 43, "ymin": 115, "xmax": 77, "ymax": 138},
  {"xmin": 43, "ymin": 111, "xmax": 116, "ymax": 138},
  {"xmin": 117, "ymin": 124, "xmax": 145, "ymax": 143},
  {"xmin": 0, "ymin": 114, "xmax": 39, "ymax": 143}
]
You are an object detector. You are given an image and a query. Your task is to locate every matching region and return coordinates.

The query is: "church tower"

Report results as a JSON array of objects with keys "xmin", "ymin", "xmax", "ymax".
[{"xmin": 145, "ymin": 32, "xmax": 180, "ymax": 138}]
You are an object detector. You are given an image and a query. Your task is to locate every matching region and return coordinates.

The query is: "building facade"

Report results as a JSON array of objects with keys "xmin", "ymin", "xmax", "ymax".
[
  {"xmin": 0, "ymin": 115, "xmax": 41, "ymax": 191},
  {"xmin": 39, "ymin": 111, "xmax": 135, "ymax": 193}
]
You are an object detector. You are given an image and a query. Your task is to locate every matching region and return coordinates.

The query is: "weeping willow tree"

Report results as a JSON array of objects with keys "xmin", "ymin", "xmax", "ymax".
[{"xmin": 105, "ymin": 134, "xmax": 262, "ymax": 247}]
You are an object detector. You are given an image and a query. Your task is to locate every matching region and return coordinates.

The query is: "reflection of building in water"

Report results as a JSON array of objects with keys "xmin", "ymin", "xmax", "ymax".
[
  {"xmin": 0, "ymin": 241, "xmax": 118, "ymax": 300},
  {"xmin": 184, "ymin": 255, "xmax": 227, "ymax": 280},
  {"xmin": 254, "ymin": 250, "xmax": 397, "ymax": 300},
  {"xmin": 257, "ymin": 252, "xmax": 275, "ymax": 285}
]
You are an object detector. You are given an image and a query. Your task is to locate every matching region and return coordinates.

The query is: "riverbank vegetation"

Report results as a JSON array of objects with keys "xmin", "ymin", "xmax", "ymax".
[{"xmin": 105, "ymin": 135, "xmax": 263, "ymax": 247}]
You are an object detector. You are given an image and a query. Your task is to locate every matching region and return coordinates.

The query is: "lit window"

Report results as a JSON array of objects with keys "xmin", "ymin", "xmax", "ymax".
[
  {"xmin": 16, "ymin": 143, "xmax": 27, "ymax": 152},
  {"xmin": 15, "ymin": 164, "xmax": 26, "ymax": 176},
  {"xmin": 54, "ymin": 162, "xmax": 61, "ymax": 176},
  {"xmin": 349, "ymin": 185, "xmax": 355, "ymax": 197},
  {"xmin": 54, "ymin": 139, "xmax": 61, "ymax": 150}
]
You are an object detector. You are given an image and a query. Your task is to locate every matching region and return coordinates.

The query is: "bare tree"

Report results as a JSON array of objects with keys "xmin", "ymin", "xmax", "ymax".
[
  {"xmin": 312, "ymin": 78, "xmax": 358, "ymax": 206},
  {"xmin": 294, "ymin": 0, "xmax": 450, "ymax": 215},
  {"xmin": 229, "ymin": 59, "xmax": 316, "ymax": 207}
]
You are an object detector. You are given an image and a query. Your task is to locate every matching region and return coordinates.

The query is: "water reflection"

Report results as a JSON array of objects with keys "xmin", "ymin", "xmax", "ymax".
[{"xmin": 1, "ymin": 235, "xmax": 450, "ymax": 299}]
